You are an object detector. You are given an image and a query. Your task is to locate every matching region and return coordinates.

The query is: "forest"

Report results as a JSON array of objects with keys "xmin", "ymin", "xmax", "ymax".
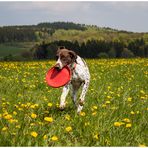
[{"xmin": 0, "ymin": 21, "xmax": 148, "ymax": 60}]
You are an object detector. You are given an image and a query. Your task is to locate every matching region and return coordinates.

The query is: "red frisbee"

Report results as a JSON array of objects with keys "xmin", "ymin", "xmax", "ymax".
[{"xmin": 46, "ymin": 66, "xmax": 71, "ymax": 88}]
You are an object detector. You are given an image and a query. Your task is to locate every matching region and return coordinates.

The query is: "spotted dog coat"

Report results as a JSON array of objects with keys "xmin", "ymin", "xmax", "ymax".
[{"xmin": 55, "ymin": 48, "xmax": 90, "ymax": 113}]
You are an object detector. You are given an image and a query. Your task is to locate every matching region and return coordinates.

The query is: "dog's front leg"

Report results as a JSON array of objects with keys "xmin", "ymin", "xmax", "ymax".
[{"xmin": 59, "ymin": 84, "xmax": 70, "ymax": 110}]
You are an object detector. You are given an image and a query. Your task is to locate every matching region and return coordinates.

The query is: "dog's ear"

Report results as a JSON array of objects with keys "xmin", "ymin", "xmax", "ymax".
[
  {"xmin": 69, "ymin": 50, "xmax": 77, "ymax": 62},
  {"xmin": 57, "ymin": 46, "xmax": 65, "ymax": 54}
]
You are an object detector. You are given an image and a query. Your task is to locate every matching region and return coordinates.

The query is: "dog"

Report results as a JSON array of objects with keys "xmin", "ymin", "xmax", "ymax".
[{"xmin": 55, "ymin": 47, "xmax": 90, "ymax": 113}]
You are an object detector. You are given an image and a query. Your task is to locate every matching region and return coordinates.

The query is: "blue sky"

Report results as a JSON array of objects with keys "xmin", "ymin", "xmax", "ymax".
[{"xmin": 0, "ymin": 1, "xmax": 148, "ymax": 32}]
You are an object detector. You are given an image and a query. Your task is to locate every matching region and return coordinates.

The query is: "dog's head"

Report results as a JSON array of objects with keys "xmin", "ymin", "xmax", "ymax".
[{"xmin": 55, "ymin": 47, "xmax": 77, "ymax": 70}]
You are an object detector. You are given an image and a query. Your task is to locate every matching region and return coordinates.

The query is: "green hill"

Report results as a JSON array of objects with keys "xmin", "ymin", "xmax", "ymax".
[{"xmin": 0, "ymin": 21, "xmax": 148, "ymax": 60}]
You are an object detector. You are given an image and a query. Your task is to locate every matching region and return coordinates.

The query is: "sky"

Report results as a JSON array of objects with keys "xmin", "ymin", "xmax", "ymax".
[{"xmin": 0, "ymin": 1, "xmax": 148, "ymax": 32}]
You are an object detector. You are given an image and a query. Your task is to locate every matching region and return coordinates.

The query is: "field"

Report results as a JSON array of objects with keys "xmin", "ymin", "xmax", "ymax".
[
  {"xmin": 0, "ymin": 42, "xmax": 35, "ymax": 59},
  {"xmin": 0, "ymin": 59, "xmax": 147, "ymax": 146}
]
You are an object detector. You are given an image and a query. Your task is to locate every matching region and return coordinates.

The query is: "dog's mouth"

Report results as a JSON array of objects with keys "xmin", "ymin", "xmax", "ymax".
[{"xmin": 55, "ymin": 66, "xmax": 62, "ymax": 71}]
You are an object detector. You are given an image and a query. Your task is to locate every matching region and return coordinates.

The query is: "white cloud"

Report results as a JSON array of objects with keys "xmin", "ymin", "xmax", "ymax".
[{"xmin": 6, "ymin": 1, "xmax": 91, "ymax": 13}]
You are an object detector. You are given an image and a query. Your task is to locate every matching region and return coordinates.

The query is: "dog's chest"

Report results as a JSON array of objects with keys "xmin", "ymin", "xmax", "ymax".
[{"xmin": 70, "ymin": 56, "xmax": 90, "ymax": 85}]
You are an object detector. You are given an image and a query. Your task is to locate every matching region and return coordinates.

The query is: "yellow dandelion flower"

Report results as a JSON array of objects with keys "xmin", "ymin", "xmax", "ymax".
[
  {"xmin": 102, "ymin": 104, "xmax": 107, "ymax": 108},
  {"xmin": 136, "ymin": 111, "xmax": 140, "ymax": 114},
  {"xmin": 30, "ymin": 104, "xmax": 36, "ymax": 109},
  {"xmin": 93, "ymin": 134, "xmax": 99, "ymax": 140},
  {"xmin": 93, "ymin": 105, "xmax": 98, "ymax": 110},
  {"xmin": 127, "ymin": 97, "xmax": 132, "ymax": 102},
  {"xmin": 126, "ymin": 123, "xmax": 132, "ymax": 128},
  {"xmin": 114, "ymin": 122, "xmax": 122, "ymax": 127},
  {"xmin": 0, "ymin": 114, "xmax": 2, "ymax": 118},
  {"xmin": 65, "ymin": 114, "xmax": 71, "ymax": 120},
  {"xmin": 107, "ymin": 95, "xmax": 112, "ymax": 99},
  {"xmin": 92, "ymin": 111, "xmax": 97, "ymax": 116},
  {"xmin": 139, "ymin": 144, "xmax": 146, "ymax": 147},
  {"xmin": 140, "ymin": 90, "xmax": 145, "ymax": 94},
  {"xmin": 123, "ymin": 118, "xmax": 130, "ymax": 123},
  {"xmin": 30, "ymin": 123, "xmax": 35, "ymax": 126},
  {"xmin": 16, "ymin": 125, "xmax": 21, "ymax": 128},
  {"xmin": 2, "ymin": 127, "xmax": 8, "ymax": 131},
  {"xmin": 130, "ymin": 111, "xmax": 135, "ymax": 115},
  {"xmin": 31, "ymin": 131, "xmax": 38, "ymax": 138},
  {"xmin": 13, "ymin": 111, "xmax": 17, "ymax": 115},
  {"xmin": 4, "ymin": 114, "xmax": 12, "ymax": 120},
  {"xmin": 105, "ymin": 100, "xmax": 111, "ymax": 104},
  {"xmin": 51, "ymin": 136, "xmax": 58, "ymax": 141},
  {"xmin": 31, "ymin": 113, "xmax": 37, "ymax": 119},
  {"xmin": 79, "ymin": 111, "xmax": 86, "ymax": 116},
  {"xmin": 8, "ymin": 119, "xmax": 18, "ymax": 123},
  {"xmin": 84, "ymin": 122, "xmax": 90, "ymax": 126},
  {"xmin": 44, "ymin": 117, "xmax": 53, "ymax": 123},
  {"xmin": 43, "ymin": 135, "xmax": 47, "ymax": 140},
  {"xmin": 48, "ymin": 103, "xmax": 53, "ymax": 107},
  {"xmin": 65, "ymin": 126, "xmax": 72, "ymax": 132}
]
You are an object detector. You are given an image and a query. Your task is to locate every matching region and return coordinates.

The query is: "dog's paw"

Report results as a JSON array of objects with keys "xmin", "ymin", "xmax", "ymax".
[
  {"xmin": 79, "ymin": 100, "xmax": 85, "ymax": 106},
  {"xmin": 77, "ymin": 104, "xmax": 83, "ymax": 113},
  {"xmin": 59, "ymin": 104, "xmax": 65, "ymax": 111}
]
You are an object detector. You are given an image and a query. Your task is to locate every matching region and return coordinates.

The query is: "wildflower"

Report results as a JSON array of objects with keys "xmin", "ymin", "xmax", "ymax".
[
  {"xmin": 43, "ymin": 135, "xmax": 47, "ymax": 140},
  {"xmin": 51, "ymin": 136, "xmax": 58, "ymax": 141},
  {"xmin": 31, "ymin": 131, "xmax": 38, "ymax": 138},
  {"xmin": 139, "ymin": 144, "xmax": 146, "ymax": 147},
  {"xmin": 93, "ymin": 105, "xmax": 98, "ymax": 110},
  {"xmin": 114, "ymin": 122, "xmax": 123, "ymax": 127},
  {"xmin": 92, "ymin": 111, "xmax": 97, "ymax": 116},
  {"xmin": 102, "ymin": 104, "xmax": 107, "ymax": 108},
  {"xmin": 2, "ymin": 127, "xmax": 8, "ymax": 131},
  {"xmin": 8, "ymin": 119, "xmax": 18, "ymax": 123},
  {"xmin": 107, "ymin": 86, "xmax": 111, "ymax": 90},
  {"xmin": 93, "ymin": 134, "xmax": 99, "ymax": 140},
  {"xmin": 44, "ymin": 117, "xmax": 53, "ymax": 123},
  {"xmin": 131, "ymin": 111, "xmax": 135, "ymax": 115},
  {"xmin": 107, "ymin": 95, "xmax": 112, "ymax": 99},
  {"xmin": 127, "ymin": 97, "xmax": 132, "ymax": 102},
  {"xmin": 65, "ymin": 126, "xmax": 72, "ymax": 132},
  {"xmin": 136, "ymin": 111, "xmax": 140, "ymax": 114},
  {"xmin": 84, "ymin": 122, "xmax": 90, "ymax": 126},
  {"xmin": 31, "ymin": 113, "xmax": 37, "ymax": 119},
  {"xmin": 48, "ymin": 103, "xmax": 53, "ymax": 107},
  {"xmin": 79, "ymin": 111, "xmax": 86, "ymax": 116},
  {"xmin": 105, "ymin": 100, "xmax": 111, "ymax": 104},
  {"xmin": 30, "ymin": 104, "xmax": 36, "ymax": 109},
  {"xmin": 30, "ymin": 123, "xmax": 35, "ymax": 126},
  {"xmin": 4, "ymin": 114, "xmax": 12, "ymax": 120},
  {"xmin": 16, "ymin": 125, "xmax": 21, "ymax": 128},
  {"xmin": 65, "ymin": 114, "xmax": 71, "ymax": 120},
  {"xmin": 126, "ymin": 123, "xmax": 132, "ymax": 128},
  {"xmin": 140, "ymin": 90, "xmax": 145, "ymax": 94},
  {"xmin": 123, "ymin": 118, "xmax": 130, "ymax": 123},
  {"xmin": 13, "ymin": 111, "xmax": 17, "ymax": 115},
  {"xmin": 34, "ymin": 104, "xmax": 39, "ymax": 108}
]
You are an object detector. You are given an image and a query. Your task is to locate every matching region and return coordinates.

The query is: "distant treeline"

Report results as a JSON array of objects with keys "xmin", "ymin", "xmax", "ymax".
[
  {"xmin": 32, "ymin": 38, "xmax": 148, "ymax": 59},
  {"xmin": 0, "ymin": 22, "xmax": 86, "ymax": 43},
  {"xmin": 37, "ymin": 22, "xmax": 86, "ymax": 30}
]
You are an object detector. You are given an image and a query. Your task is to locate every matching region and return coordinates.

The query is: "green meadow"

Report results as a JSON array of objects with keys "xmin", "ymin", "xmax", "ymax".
[{"xmin": 0, "ymin": 59, "xmax": 147, "ymax": 146}]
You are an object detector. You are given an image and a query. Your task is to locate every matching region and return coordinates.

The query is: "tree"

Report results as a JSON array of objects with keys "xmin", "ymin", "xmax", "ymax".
[
  {"xmin": 121, "ymin": 48, "xmax": 134, "ymax": 58},
  {"xmin": 98, "ymin": 52, "xmax": 109, "ymax": 58},
  {"xmin": 108, "ymin": 48, "xmax": 116, "ymax": 58}
]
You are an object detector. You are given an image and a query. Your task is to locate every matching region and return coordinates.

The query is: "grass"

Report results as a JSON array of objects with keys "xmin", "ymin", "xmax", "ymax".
[
  {"xmin": 0, "ymin": 59, "xmax": 147, "ymax": 146},
  {"xmin": 0, "ymin": 42, "xmax": 35, "ymax": 58}
]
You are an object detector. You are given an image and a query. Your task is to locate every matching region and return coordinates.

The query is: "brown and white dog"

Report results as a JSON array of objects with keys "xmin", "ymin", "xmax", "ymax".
[{"xmin": 55, "ymin": 47, "xmax": 90, "ymax": 113}]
